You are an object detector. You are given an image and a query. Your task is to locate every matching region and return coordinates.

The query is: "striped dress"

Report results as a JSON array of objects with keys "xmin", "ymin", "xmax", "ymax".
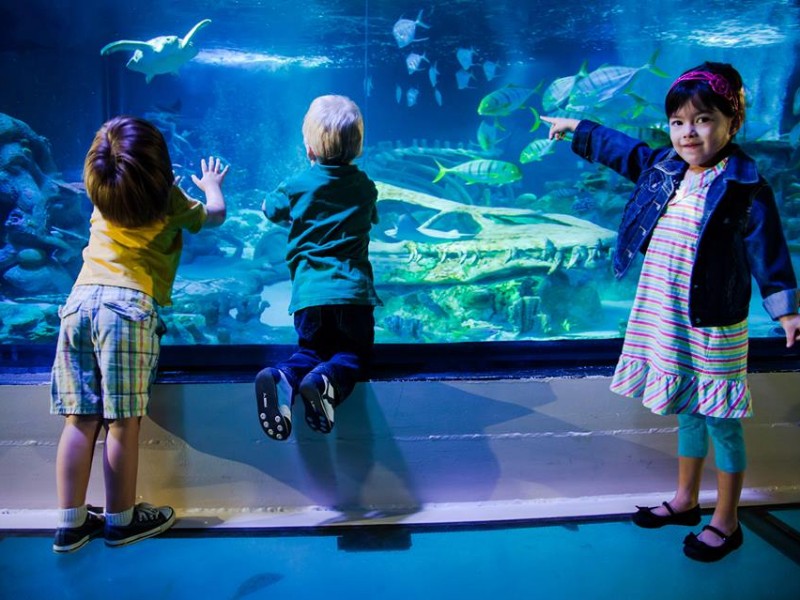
[{"xmin": 610, "ymin": 158, "xmax": 752, "ymax": 419}]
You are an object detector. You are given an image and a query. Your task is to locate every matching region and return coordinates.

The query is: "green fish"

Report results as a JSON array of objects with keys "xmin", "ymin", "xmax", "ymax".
[
  {"xmin": 476, "ymin": 120, "xmax": 509, "ymax": 151},
  {"xmin": 433, "ymin": 159, "xmax": 522, "ymax": 185},
  {"xmin": 519, "ymin": 139, "xmax": 556, "ymax": 164},
  {"xmin": 568, "ymin": 51, "xmax": 668, "ymax": 111},
  {"xmin": 542, "ymin": 61, "xmax": 588, "ymax": 112},
  {"xmin": 478, "ymin": 84, "xmax": 536, "ymax": 116}
]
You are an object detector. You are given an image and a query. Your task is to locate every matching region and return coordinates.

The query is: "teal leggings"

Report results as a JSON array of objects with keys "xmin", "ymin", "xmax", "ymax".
[{"xmin": 677, "ymin": 414, "xmax": 746, "ymax": 473}]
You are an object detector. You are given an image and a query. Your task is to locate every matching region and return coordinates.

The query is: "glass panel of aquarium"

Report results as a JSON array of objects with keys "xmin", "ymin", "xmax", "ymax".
[{"xmin": 1, "ymin": 0, "xmax": 798, "ymax": 346}]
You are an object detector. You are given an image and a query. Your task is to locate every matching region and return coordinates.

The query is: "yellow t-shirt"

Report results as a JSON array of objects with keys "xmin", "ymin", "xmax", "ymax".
[{"xmin": 74, "ymin": 186, "xmax": 207, "ymax": 306}]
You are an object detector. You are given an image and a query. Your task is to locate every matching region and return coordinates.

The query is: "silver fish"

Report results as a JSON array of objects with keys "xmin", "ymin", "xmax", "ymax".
[
  {"xmin": 429, "ymin": 61, "xmax": 439, "ymax": 87},
  {"xmin": 456, "ymin": 47, "xmax": 475, "ymax": 71},
  {"xmin": 392, "ymin": 10, "xmax": 430, "ymax": 48},
  {"xmin": 482, "ymin": 61, "xmax": 498, "ymax": 81},
  {"xmin": 455, "ymin": 69, "xmax": 475, "ymax": 90},
  {"xmin": 406, "ymin": 52, "xmax": 428, "ymax": 74}
]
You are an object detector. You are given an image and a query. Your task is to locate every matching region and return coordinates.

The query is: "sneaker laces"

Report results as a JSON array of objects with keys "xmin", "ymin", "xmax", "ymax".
[{"xmin": 134, "ymin": 504, "xmax": 162, "ymax": 523}]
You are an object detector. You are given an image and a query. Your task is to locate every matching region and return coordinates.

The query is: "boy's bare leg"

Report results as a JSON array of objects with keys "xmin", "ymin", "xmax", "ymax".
[
  {"xmin": 56, "ymin": 415, "xmax": 103, "ymax": 508},
  {"xmin": 103, "ymin": 417, "xmax": 141, "ymax": 513}
]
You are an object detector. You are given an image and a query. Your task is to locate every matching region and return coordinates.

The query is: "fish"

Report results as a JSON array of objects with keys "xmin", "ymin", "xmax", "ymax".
[
  {"xmin": 396, "ymin": 84, "xmax": 403, "ymax": 104},
  {"xmin": 406, "ymin": 52, "xmax": 428, "ymax": 74},
  {"xmin": 519, "ymin": 139, "xmax": 556, "ymax": 163},
  {"xmin": 529, "ymin": 107, "xmax": 542, "ymax": 132},
  {"xmin": 793, "ymin": 87, "xmax": 800, "ymax": 116},
  {"xmin": 406, "ymin": 87, "xmax": 419, "ymax": 107},
  {"xmin": 455, "ymin": 69, "xmax": 475, "ymax": 90},
  {"xmin": 456, "ymin": 47, "xmax": 475, "ymax": 71},
  {"xmin": 568, "ymin": 51, "xmax": 668, "ymax": 110},
  {"xmin": 477, "ymin": 84, "xmax": 536, "ymax": 116},
  {"xmin": 392, "ymin": 10, "xmax": 430, "ymax": 48},
  {"xmin": 542, "ymin": 61, "xmax": 588, "ymax": 112},
  {"xmin": 482, "ymin": 61, "xmax": 498, "ymax": 81},
  {"xmin": 620, "ymin": 92, "xmax": 652, "ymax": 119},
  {"xmin": 476, "ymin": 120, "xmax": 508, "ymax": 151},
  {"xmin": 428, "ymin": 61, "xmax": 439, "ymax": 88},
  {"xmin": 434, "ymin": 88, "xmax": 443, "ymax": 107},
  {"xmin": 432, "ymin": 159, "xmax": 522, "ymax": 185}
]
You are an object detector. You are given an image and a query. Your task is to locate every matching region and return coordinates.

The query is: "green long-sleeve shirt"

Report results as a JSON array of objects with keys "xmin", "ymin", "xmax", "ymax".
[{"xmin": 264, "ymin": 163, "xmax": 382, "ymax": 314}]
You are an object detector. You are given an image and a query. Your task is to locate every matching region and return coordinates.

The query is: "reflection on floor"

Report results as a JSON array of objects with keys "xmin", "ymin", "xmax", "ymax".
[{"xmin": 3, "ymin": 507, "xmax": 799, "ymax": 599}]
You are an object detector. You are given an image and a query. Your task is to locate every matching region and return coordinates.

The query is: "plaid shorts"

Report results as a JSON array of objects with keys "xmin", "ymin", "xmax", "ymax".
[{"xmin": 50, "ymin": 285, "xmax": 164, "ymax": 419}]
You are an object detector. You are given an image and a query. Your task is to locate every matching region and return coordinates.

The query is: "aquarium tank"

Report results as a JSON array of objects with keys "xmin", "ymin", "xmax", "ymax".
[{"xmin": 1, "ymin": 0, "xmax": 798, "ymax": 349}]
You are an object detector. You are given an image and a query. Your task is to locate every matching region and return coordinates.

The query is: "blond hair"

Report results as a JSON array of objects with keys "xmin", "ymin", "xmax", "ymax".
[{"xmin": 302, "ymin": 95, "xmax": 364, "ymax": 165}]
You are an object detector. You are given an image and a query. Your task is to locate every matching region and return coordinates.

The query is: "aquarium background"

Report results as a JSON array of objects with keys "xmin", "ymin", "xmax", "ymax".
[{"xmin": 1, "ymin": 0, "xmax": 799, "ymax": 346}]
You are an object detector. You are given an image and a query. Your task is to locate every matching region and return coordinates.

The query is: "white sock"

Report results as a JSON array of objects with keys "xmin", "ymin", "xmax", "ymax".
[
  {"xmin": 105, "ymin": 506, "xmax": 134, "ymax": 527},
  {"xmin": 57, "ymin": 504, "xmax": 87, "ymax": 528}
]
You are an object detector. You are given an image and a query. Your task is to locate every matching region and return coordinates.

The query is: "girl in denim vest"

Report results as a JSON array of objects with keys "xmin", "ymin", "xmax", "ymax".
[{"xmin": 543, "ymin": 62, "xmax": 800, "ymax": 562}]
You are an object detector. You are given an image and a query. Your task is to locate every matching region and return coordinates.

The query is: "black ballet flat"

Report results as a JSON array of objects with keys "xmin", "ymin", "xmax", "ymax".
[
  {"xmin": 631, "ymin": 501, "xmax": 702, "ymax": 529},
  {"xmin": 683, "ymin": 524, "xmax": 744, "ymax": 562}
]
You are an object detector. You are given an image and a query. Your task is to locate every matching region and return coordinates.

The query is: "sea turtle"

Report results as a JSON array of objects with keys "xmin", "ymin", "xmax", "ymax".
[{"xmin": 100, "ymin": 19, "xmax": 212, "ymax": 83}]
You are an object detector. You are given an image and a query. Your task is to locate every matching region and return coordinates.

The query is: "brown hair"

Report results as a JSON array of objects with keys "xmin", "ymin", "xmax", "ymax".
[
  {"xmin": 83, "ymin": 116, "xmax": 173, "ymax": 227},
  {"xmin": 301, "ymin": 95, "xmax": 364, "ymax": 165}
]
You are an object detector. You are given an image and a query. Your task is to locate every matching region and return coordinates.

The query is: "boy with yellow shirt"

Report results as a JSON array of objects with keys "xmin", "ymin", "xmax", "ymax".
[{"xmin": 50, "ymin": 116, "xmax": 228, "ymax": 552}]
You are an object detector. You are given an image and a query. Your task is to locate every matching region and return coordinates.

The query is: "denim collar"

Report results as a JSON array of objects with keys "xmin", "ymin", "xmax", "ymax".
[{"xmin": 654, "ymin": 144, "xmax": 758, "ymax": 185}]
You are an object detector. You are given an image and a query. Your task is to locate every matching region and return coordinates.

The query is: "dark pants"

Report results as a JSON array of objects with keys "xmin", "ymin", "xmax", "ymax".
[{"xmin": 276, "ymin": 305, "xmax": 375, "ymax": 405}]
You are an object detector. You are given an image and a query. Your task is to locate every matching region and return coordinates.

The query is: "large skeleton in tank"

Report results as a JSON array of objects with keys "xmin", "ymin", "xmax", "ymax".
[{"xmin": 368, "ymin": 182, "xmax": 617, "ymax": 341}]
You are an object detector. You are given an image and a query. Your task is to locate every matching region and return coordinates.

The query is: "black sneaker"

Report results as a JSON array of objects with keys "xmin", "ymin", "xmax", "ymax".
[
  {"xmin": 255, "ymin": 367, "xmax": 293, "ymax": 440},
  {"xmin": 104, "ymin": 502, "xmax": 175, "ymax": 547},
  {"xmin": 52, "ymin": 508, "xmax": 105, "ymax": 553},
  {"xmin": 299, "ymin": 372, "xmax": 336, "ymax": 434}
]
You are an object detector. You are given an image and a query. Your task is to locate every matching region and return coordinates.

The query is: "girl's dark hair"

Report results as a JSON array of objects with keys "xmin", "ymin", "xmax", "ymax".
[
  {"xmin": 665, "ymin": 62, "xmax": 746, "ymax": 133},
  {"xmin": 83, "ymin": 116, "xmax": 173, "ymax": 227}
]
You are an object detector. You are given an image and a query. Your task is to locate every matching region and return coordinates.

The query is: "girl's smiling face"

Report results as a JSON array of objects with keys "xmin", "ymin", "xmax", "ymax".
[{"xmin": 669, "ymin": 98, "xmax": 737, "ymax": 172}]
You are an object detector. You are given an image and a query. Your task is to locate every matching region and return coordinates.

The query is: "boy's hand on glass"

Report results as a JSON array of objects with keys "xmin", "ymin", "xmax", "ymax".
[
  {"xmin": 191, "ymin": 156, "xmax": 229, "ymax": 191},
  {"xmin": 778, "ymin": 314, "xmax": 800, "ymax": 348}
]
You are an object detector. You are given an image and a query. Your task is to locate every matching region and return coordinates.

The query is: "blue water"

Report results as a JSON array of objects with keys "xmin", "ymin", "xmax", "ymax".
[
  {"xmin": 2, "ymin": 0, "xmax": 799, "ymax": 345},
  {"xmin": 3, "ymin": 515, "xmax": 800, "ymax": 599}
]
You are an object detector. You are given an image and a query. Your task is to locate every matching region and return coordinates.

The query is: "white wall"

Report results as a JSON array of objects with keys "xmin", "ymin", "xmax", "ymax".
[{"xmin": 2, "ymin": 373, "xmax": 799, "ymax": 528}]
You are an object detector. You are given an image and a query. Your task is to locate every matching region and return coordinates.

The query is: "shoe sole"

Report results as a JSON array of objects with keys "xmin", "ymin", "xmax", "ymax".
[
  {"xmin": 105, "ymin": 511, "xmax": 176, "ymax": 547},
  {"xmin": 255, "ymin": 369, "xmax": 292, "ymax": 441},
  {"xmin": 299, "ymin": 379, "xmax": 334, "ymax": 434}
]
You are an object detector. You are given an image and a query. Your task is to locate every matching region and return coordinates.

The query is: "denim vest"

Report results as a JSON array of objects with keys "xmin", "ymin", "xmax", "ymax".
[{"xmin": 572, "ymin": 120, "xmax": 798, "ymax": 327}]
